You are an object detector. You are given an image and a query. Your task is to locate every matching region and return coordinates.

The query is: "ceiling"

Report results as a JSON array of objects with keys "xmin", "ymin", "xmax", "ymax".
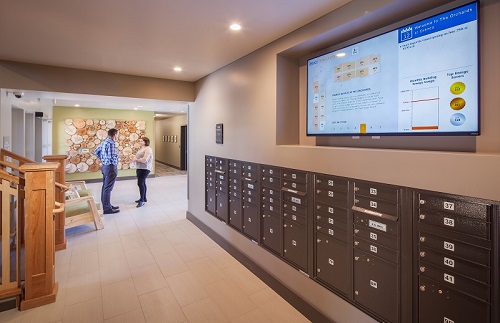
[{"xmin": 0, "ymin": 0, "xmax": 350, "ymax": 115}]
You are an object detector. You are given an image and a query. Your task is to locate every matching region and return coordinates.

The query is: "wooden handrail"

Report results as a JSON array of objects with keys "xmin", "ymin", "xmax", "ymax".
[
  {"xmin": 0, "ymin": 148, "xmax": 33, "ymax": 165},
  {"xmin": 0, "ymin": 168, "xmax": 19, "ymax": 184},
  {"xmin": 55, "ymin": 182, "xmax": 69, "ymax": 191},
  {"xmin": 0, "ymin": 159, "xmax": 22, "ymax": 171}
]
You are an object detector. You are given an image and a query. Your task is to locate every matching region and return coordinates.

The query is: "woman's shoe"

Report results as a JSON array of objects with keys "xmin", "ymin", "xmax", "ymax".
[
  {"xmin": 135, "ymin": 198, "xmax": 147, "ymax": 203},
  {"xmin": 136, "ymin": 201, "xmax": 145, "ymax": 208}
]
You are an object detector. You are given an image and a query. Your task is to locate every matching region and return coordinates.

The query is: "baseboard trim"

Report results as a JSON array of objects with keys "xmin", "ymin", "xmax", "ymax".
[{"xmin": 186, "ymin": 211, "xmax": 333, "ymax": 323}]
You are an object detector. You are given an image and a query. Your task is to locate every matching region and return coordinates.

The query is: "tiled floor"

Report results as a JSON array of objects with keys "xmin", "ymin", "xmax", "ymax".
[{"xmin": 0, "ymin": 175, "xmax": 310, "ymax": 323}]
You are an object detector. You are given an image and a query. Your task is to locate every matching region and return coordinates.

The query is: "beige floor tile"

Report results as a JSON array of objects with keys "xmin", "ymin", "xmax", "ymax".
[
  {"xmin": 62, "ymin": 297, "xmax": 104, "ymax": 323},
  {"xmin": 203, "ymin": 246, "xmax": 240, "ymax": 269},
  {"xmin": 156, "ymin": 221, "xmax": 180, "ymax": 234},
  {"xmin": 222, "ymin": 265, "xmax": 267, "ymax": 295},
  {"xmin": 251, "ymin": 290, "xmax": 310, "ymax": 323},
  {"xmin": 204, "ymin": 278, "xmax": 257, "ymax": 319},
  {"xmin": 68, "ymin": 251, "xmax": 100, "ymax": 279},
  {"xmin": 97, "ymin": 227, "xmax": 121, "ymax": 246},
  {"xmin": 186, "ymin": 257, "xmax": 226, "ymax": 285},
  {"xmin": 65, "ymin": 270, "xmax": 102, "ymax": 306},
  {"xmin": 139, "ymin": 286, "xmax": 187, "ymax": 323},
  {"xmin": 139, "ymin": 225, "xmax": 165, "ymax": 241},
  {"xmin": 230, "ymin": 308, "xmax": 272, "ymax": 323},
  {"xmin": 164, "ymin": 228, "xmax": 190, "ymax": 245},
  {"xmin": 131, "ymin": 263, "xmax": 168, "ymax": 295},
  {"xmin": 120, "ymin": 232, "xmax": 147, "ymax": 251},
  {"xmin": 173, "ymin": 241, "xmax": 206, "ymax": 263},
  {"xmin": 70, "ymin": 235, "xmax": 99, "ymax": 256},
  {"xmin": 154, "ymin": 251, "xmax": 190, "ymax": 277},
  {"xmin": 166, "ymin": 271, "xmax": 209, "ymax": 307},
  {"xmin": 181, "ymin": 298, "xmax": 230, "ymax": 323},
  {"xmin": 102, "ymin": 278, "xmax": 141, "ymax": 319},
  {"xmin": 248, "ymin": 288, "xmax": 281, "ymax": 307},
  {"xmin": 189, "ymin": 233, "xmax": 218, "ymax": 250},
  {"xmin": 117, "ymin": 224, "xmax": 140, "ymax": 236},
  {"xmin": 100, "ymin": 257, "xmax": 132, "ymax": 286},
  {"xmin": 145, "ymin": 236, "xmax": 176, "ymax": 256},
  {"xmin": 124, "ymin": 246, "xmax": 156, "ymax": 269},
  {"xmin": 98, "ymin": 241, "xmax": 126, "ymax": 262},
  {"xmin": 104, "ymin": 308, "xmax": 146, "ymax": 323}
]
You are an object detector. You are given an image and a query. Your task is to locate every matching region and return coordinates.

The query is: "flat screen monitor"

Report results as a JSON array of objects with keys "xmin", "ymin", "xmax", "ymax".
[{"xmin": 306, "ymin": 1, "xmax": 479, "ymax": 136}]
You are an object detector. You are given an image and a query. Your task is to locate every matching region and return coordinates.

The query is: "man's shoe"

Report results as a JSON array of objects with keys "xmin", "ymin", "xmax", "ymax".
[
  {"xmin": 135, "ymin": 199, "xmax": 147, "ymax": 203},
  {"xmin": 103, "ymin": 208, "xmax": 120, "ymax": 214},
  {"xmin": 111, "ymin": 205, "xmax": 120, "ymax": 210},
  {"xmin": 136, "ymin": 202, "xmax": 145, "ymax": 208}
]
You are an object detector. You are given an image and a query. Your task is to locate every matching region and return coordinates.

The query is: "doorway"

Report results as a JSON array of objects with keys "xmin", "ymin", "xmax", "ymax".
[{"xmin": 180, "ymin": 125, "xmax": 187, "ymax": 171}]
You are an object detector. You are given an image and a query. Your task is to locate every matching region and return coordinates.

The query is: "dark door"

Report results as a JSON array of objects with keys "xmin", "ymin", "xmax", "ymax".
[{"xmin": 180, "ymin": 125, "xmax": 187, "ymax": 170}]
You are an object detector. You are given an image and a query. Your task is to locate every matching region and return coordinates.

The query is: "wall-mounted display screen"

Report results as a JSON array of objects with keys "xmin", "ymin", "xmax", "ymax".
[{"xmin": 307, "ymin": 1, "xmax": 479, "ymax": 136}]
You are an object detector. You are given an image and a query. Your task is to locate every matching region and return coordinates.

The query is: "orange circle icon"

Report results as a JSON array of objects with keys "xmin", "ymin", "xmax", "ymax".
[{"xmin": 450, "ymin": 97, "xmax": 466, "ymax": 110}]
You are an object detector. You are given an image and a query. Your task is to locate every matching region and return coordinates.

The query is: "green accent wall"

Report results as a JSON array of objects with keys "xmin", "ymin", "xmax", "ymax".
[{"xmin": 53, "ymin": 106, "xmax": 155, "ymax": 181}]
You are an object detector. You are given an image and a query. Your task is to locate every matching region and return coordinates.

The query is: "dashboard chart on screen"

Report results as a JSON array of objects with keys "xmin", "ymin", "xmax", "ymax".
[{"xmin": 307, "ymin": 2, "xmax": 478, "ymax": 136}]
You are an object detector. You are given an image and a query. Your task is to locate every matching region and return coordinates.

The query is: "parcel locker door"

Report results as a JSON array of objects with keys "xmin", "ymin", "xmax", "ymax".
[
  {"xmin": 354, "ymin": 249, "xmax": 398, "ymax": 323},
  {"xmin": 262, "ymin": 213, "xmax": 281, "ymax": 255},
  {"xmin": 229, "ymin": 197, "xmax": 243, "ymax": 231},
  {"xmin": 418, "ymin": 276, "xmax": 489, "ymax": 323},
  {"xmin": 243, "ymin": 202, "xmax": 260, "ymax": 241},
  {"xmin": 283, "ymin": 220, "xmax": 307, "ymax": 271},
  {"xmin": 316, "ymin": 232, "xmax": 349, "ymax": 295},
  {"xmin": 206, "ymin": 188, "xmax": 216, "ymax": 215},
  {"xmin": 216, "ymin": 190, "xmax": 228, "ymax": 222}
]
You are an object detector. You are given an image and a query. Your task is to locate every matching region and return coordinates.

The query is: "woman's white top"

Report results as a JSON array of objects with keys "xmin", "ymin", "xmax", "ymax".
[{"xmin": 135, "ymin": 146, "xmax": 153, "ymax": 171}]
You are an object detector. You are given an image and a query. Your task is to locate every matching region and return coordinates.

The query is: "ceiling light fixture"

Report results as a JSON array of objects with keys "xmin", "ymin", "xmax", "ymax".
[
  {"xmin": 335, "ymin": 52, "xmax": 346, "ymax": 57},
  {"xmin": 133, "ymin": 107, "xmax": 138, "ymax": 110},
  {"xmin": 174, "ymin": 67, "xmax": 182, "ymax": 72},
  {"xmin": 229, "ymin": 24, "xmax": 241, "ymax": 31},
  {"xmin": 74, "ymin": 104, "xmax": 80, "ymax": 107}
]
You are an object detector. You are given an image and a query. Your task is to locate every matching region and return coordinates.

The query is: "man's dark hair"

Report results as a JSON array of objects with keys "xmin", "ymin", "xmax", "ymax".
[{"xmin": 108, "ymin": 128, "xmax": 118, "ymax": 137}]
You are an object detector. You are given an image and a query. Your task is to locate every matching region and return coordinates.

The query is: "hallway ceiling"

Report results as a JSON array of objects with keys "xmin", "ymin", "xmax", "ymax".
[{"xmin": 0, "ymin": 0, "xmax": 448, "ymax": 115}]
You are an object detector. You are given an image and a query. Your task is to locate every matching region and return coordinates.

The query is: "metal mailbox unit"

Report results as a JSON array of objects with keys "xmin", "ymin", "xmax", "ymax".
[
  {"xmin": 205, "ymin": 156, "xmax": 216, "ymax": 215},
  {"xmin": 241, "ymin": 162, "xmax": 260, "ymax": 242},
  {"xmin": 415, "ymin": 191, "xmax": 499, "ymax": 323},
  {"xmin": 282, "ymin": 169, "xmax": 309, "ymax": 272},
  {"xmin": 313, "ymin": 174, "xmax": 350, "ymax": 296},
  {"xmin": 261, "ymin": 164, "xmax": 282, "ymax": 255},
  {"xmin": 215, "ymin": 158, "xmax": 229, "ymax": 222},
  {"xmin": 228, "ymin": 159, "xmax": 243, "ymax": 231},
  {"xmin": 352, "ymin": 181, "xmax": 402, "ymax": 323}
]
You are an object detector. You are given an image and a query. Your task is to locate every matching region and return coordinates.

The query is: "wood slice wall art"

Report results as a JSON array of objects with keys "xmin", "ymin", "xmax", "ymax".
[{"xmin": 64, "ymin": 119, "xmax": 146, "ymax": 173}]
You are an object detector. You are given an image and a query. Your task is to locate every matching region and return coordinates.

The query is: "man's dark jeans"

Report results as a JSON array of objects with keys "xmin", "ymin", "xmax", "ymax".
[{"xmin": 101, "ymin": 164, "xmax": 117, "ymax": 211}]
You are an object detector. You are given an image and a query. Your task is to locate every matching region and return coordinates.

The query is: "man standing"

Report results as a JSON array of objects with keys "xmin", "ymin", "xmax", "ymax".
[{"xmin": 94, "ymin": 128, "xmax": 120, "ymax": 214}]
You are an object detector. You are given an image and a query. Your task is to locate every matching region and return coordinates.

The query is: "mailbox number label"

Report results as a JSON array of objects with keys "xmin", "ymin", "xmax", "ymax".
[
  {"xmin": 370, "ymin": 280, "xmax": 378, "ymax": 289},
  {"xmin": 248, "ymin": 183, "xmax": 254, "ymax": 189},
  {"xmin": 444, "ymin": 317, "xmax": 455, "ymax": 323},
  {"xmin": 269, "ymin": 169, "xmax": 273, "ymax": 174},
  {"xmin": 444, "ymin": 201, "xmax": 455, "ymax": 211},
  {"xmin": 328, "ymin": 191, "xmax": 334, "ymax": 197},
  {"xmin": 270, "ymin": 206, "xmax": 274, "ymax": 211},
  {"xmin": 444, "ymin": 217, "xmax": 455, "ymax": 227},
  {"xmin": 370, "ymin": 201, "xmax": 378, "ymax": 208},
  {"xmin": 328, "ymin": 207, "xmax": 334, "ymax": 214},
  {"xmin": 370, "ymin": 245, "xmax": 378, "ymax": 253},
  {"xmin": 270, "ymin": 190, "xmax": 273, "ymax": 195},
  {"xmin": 370, "ymin": 232, "xmax": 378, "ymax": 240},
  {"xmin": 328, "ymin": 180, "xmax": 334, "ymax": 186},
  {"xmin": 292, "ymin": 240, "xmax": 297, "ymax": 246},
  {"xmin": 292, "ymin": 174, "xmax": 297, "ymax": 179},
  {"xmin": 269, "ymin": 198, "xmax": 273, "ymax": 203},
  {"xmin": 269, "ymin": 177, "xmax": 274, "ymax": 182},
  {"xmin": 248, "ymin": 218, "xmax": 252, "ymax": 223},
  {"xmin": 269, "ymin": 228, "xmax": 273, "ymax": 234},
  {"xmin": 291, "ymin": 197, "xmax": 301, "ymax": 204},
  {"xmin": 292, "ymin": 206, "xmax": 296, "ymax": 211},
  {"xmin": 444, "ymin": 273, "xmax": 455, "ymax": 284},
  {"xmin": 369, "ymin": 220, "xmax": 387, "ymax": 232},
  {"xmin": 444, "ymin": 257, "xmax": 455, "ymax": 268},
  {"xmin": 328, "ymin": 258, "xmax": 334, "ymax": 266},
  {"xmin": 328, "ymin": 218, "xmax": 334, "ymax": 224},
  {"xmin": 370, "ymin": 188, "xmax": 377, "ymax": 195},
  {"xmin": 292, "ymin": 183, "xmax": 297, "ymax": 188},
  {"xmin": 444, "ymin": 241, "xmax": 455, "ymax": 252},
  {"xmin": 328, "ymin": 229, "xmax": 334, "ymax": 236},
  {"xmin": 292, "ymin": 215, "xmax": 297, "ymax": 221}
]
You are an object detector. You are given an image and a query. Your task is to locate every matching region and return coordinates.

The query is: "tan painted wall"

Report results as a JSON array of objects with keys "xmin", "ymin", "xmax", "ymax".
[
  {"xmin": 155, "ymin": 114, "xmax": 187, "ymax": 168},
  {"xmin": 53, "ymin": 106, "xmax": 155, "ymax": 181},
  {"xmin": 188, "ymin": 0, "xmax": 500, "ymax": 321}
]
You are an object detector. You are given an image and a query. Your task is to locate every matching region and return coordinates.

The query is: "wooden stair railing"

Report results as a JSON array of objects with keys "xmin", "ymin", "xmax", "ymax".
[
  {"xmin": 19, "ymin": 163, "xmax": 60, "ymax": 311},
  {"xmin": 0, "ymin": 169, "xmax": 23, "ymax": 307},
  {"xmin": 0, "ymin": 149, "xmax": 69, "ymax": 250}
]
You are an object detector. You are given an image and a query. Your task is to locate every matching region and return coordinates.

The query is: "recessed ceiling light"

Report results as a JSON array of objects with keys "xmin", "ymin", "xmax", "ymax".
[
  {"xmin": 133, "ymin": 107, "xmax": 138, "ymax": 110},
  {"xmin": 229, "ymin": 24, "xmax": 241, "ymax": 31},
  {"xmin": 74, "ymin": 104, "xmax": 80, "ymax": 107},
  {"xmin": 335, "ymin": 52, "xmax": 346, "ymax": 57},
  {"xmin": 174, "ymin": 67, "xmax": 182, "ymax": 72}
]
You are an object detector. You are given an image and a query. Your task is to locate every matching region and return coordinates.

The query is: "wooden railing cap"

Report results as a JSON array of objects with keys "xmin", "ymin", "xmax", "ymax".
[{"xmin": 20, "ymin": 162, "xmax": 60, "ymax": 172}]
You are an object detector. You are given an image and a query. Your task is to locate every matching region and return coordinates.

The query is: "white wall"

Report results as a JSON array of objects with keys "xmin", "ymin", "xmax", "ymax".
[{"xmin": 155, "ymin": 115, "xmax": 187, "ymax": 168}]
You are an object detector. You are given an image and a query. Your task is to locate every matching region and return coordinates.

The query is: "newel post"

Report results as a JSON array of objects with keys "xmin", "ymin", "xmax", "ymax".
[
  {"xmin": 19, "ymin": 162, "xmax": 59, "ymax": 310},
  {"xmin": 43, "ymin": 155, "xmax": 68, "ymax": 250}
]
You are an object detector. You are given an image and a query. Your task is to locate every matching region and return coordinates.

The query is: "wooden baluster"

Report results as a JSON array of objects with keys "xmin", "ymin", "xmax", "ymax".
[
  {"xmin": 19, "ymin": 163, "xmax": 58, "ymax": 310},
  {"xmin": 43, "ymin": 155, "xmax": 68, "ymax": 251}
]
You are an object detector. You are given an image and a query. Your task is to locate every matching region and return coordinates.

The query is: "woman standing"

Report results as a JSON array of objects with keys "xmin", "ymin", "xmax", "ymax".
[{"xmin": 131, "ymin": 137, "xmax": 153, "ymax": 207}]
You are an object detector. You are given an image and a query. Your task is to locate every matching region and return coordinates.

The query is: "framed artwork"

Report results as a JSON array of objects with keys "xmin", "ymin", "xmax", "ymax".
[
  {"xmin": 174, "ymin": 135, "xmax": 177, "ymax": 143},
  {"xmin": 64, "ymin": 118, "xmax": 146, "ymax": 173}
]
